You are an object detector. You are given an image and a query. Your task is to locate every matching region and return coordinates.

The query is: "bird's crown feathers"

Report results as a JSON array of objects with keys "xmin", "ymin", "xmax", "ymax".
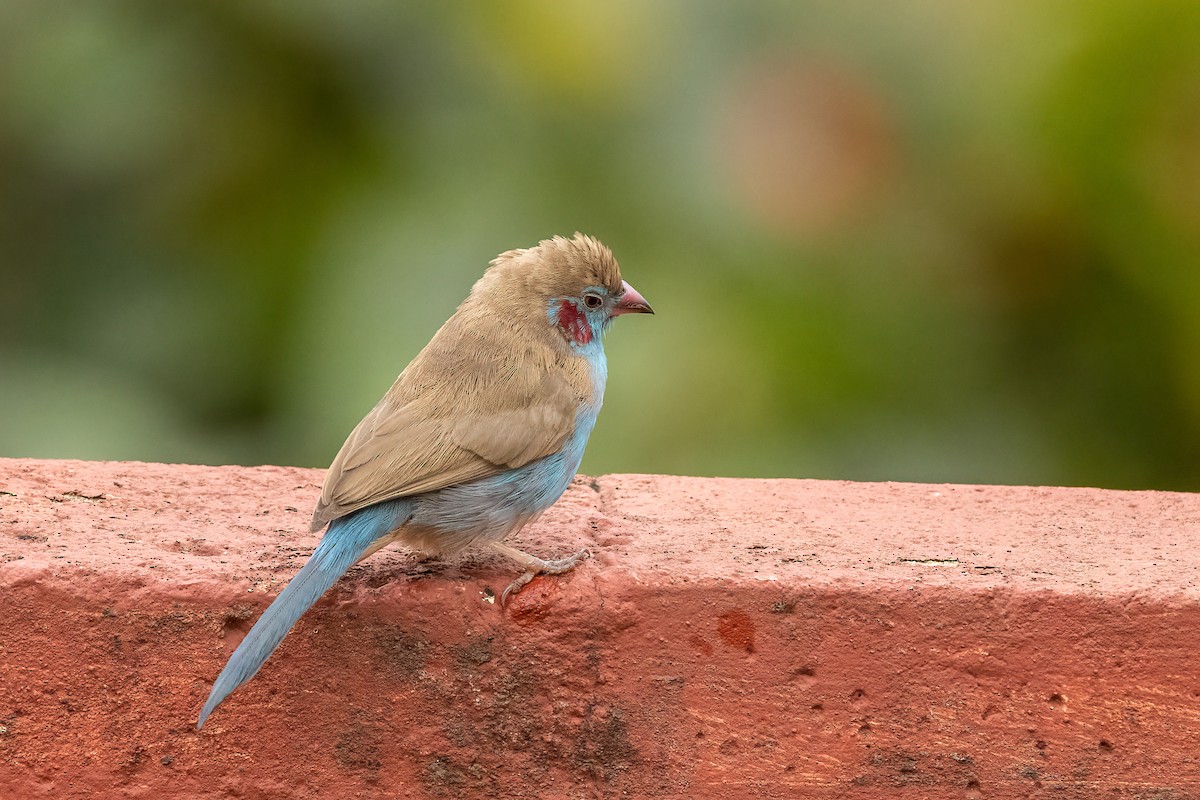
[{"xmin": 478, "ymin": 232, "xmax": 623, "ymax": 301}]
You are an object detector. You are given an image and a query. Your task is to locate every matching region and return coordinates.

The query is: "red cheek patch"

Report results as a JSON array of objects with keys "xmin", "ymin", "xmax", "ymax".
[{"xmin": 557, "ymin": 300, "xmax": 593, "ymax": 345}]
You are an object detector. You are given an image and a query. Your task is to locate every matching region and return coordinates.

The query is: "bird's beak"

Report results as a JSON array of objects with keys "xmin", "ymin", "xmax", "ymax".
[{"xmin": 613, "ymin": 280, "xmax": 654, "ymax": 315}]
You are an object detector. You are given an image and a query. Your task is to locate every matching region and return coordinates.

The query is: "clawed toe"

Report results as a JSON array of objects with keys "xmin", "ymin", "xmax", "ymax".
[
  {"xmin": 542, "ymin": 547, "xmax": 590, "ymax": 574},
  {"xmin": 501, "ymin": 571, "xmax": 536, "ymax": 605},
  {"xmin": 493, "ymin": 543, "xmax": 592, "ymax": 605}
]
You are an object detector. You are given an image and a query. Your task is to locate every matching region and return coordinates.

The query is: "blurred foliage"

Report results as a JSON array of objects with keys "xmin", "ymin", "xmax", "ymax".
[{"xmin": 2, "ymin": 1, "xmax": 1200, "ymax": 490}]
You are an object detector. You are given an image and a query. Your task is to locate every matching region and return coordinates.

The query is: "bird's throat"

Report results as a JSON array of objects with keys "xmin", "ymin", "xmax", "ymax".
[{"xmin": 556, "ymin": 300, "xmax": 594, "ymax": 346}]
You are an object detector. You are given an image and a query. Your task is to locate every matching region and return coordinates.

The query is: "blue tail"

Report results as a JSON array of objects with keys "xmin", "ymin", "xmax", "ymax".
[{"xmin": 197, "ymin": 500, "xmax": 410, "ymax": 729}]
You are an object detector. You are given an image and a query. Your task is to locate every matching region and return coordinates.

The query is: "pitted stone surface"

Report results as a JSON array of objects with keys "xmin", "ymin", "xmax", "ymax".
[{"xmin": 2, "ymin": 458, "xmax": 1199, "ymax": 798}]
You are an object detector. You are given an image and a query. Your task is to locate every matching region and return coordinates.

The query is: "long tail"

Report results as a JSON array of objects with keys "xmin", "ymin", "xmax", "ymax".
[{"xmin": 197, "ymin": 500, "xmax": 411, "ymax": 729}]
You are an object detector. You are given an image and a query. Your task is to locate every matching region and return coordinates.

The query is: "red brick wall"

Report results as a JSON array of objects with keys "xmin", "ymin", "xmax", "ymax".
[{"xmin": 2, "ymin": 459, "xmax": 1199, "ymax": 798}]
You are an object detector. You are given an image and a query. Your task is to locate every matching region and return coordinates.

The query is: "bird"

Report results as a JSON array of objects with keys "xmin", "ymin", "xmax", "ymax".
[{"xmin": 196, "ymin": 233, "xmax": 652, "ymax": 729}]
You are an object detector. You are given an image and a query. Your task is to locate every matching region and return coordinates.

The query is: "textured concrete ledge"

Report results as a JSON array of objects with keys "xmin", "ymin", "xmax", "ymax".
[{"xmin": 2, "ymin": 458, "xmax": 1200, "ymax": 798}]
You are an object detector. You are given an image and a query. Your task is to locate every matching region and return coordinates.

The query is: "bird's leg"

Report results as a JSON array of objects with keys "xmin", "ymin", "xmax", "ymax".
[{"xmin": 489, "ymin": 541, "xmax": 591, "ymax": 604}]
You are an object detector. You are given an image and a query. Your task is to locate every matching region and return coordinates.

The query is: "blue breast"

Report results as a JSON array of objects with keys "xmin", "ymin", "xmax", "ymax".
[{"xmin": 406, "ymin": 346, "xmax": 607, "ymax": 543}]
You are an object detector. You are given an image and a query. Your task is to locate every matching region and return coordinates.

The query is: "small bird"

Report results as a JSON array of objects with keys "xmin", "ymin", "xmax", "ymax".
[{"xmin": 197, "ymin": 233, "xmax": 652, "ymax": 728}]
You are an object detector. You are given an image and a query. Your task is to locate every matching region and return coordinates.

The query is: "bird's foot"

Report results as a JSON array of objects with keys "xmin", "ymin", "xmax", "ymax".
[{"xmin": 489, "ymin": 542, "xmax": 591, "ymax": 604}]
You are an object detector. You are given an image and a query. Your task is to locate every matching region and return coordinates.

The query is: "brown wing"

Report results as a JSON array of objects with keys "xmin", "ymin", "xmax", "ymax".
[{"xmin": 309, "ymin": 307, "xmax": 589, "ymax": 532}]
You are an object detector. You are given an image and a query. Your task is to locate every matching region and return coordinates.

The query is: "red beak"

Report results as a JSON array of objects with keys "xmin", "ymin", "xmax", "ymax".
[{"xmin": 613, "ymin": 280, "xmax": 654, "ymax": 316}]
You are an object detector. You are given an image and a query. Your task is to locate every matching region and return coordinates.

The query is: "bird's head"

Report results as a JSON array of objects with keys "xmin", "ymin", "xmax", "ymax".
[{"xmin": 477, "ymin": 233, "xmax": 653, "ymax": 350}]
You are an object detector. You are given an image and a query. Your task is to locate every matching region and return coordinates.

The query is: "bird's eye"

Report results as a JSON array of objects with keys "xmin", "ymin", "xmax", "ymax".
[{"xmin": 583, "ymin": 293, "xmax": 603, "ymax": 309}]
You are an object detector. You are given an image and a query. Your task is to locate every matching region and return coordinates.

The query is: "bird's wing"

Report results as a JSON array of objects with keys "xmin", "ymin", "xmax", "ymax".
[{"xmin": 310, "ymin": 339, "xmax": 585, "ymax": 532}]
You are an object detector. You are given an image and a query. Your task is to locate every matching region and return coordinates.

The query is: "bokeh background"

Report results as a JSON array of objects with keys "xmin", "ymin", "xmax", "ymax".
[{"xmin": 3, "ymin": 1, "xmax": 1200, "ymax": 490}]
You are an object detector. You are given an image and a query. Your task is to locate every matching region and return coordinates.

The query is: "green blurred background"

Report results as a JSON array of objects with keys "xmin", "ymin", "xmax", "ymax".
[{"xmin": 3, "ymin": 1, "xmax": 1200, "ymax": 490}]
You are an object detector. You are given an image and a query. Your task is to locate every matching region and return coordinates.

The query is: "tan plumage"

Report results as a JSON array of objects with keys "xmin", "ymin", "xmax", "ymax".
[
  {"xmin": 197, "ymin": 234, "xmax": 651, "ymax": 728},
  {"xmin": 310, "ymin": 233, "xmax": 623, "ymax": 533}
]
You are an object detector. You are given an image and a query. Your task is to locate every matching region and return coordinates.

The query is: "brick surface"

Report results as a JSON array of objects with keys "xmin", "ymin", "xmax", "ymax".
[{"xmin": 2, "ymin": 458, "xmax": 1200, "ymax": 798}]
